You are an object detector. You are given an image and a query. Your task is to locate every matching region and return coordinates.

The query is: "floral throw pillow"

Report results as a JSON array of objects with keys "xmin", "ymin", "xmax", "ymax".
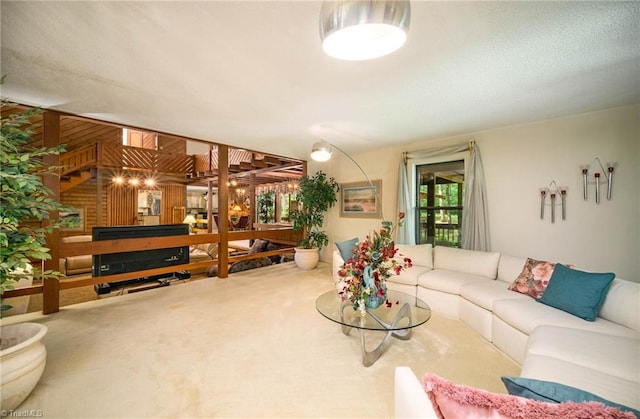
[{"xmin": 508, "ymin": 258, "xmax": 557, "ymax": 299}]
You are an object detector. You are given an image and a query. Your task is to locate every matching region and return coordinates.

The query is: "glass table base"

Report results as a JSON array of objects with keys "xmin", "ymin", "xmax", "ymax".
[{"xmin": 340, "ymin": 300, "xmax": 413, "ymax": 367}]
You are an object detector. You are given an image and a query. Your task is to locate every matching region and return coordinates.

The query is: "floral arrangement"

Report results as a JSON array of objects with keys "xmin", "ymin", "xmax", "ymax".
[{"xmin": 336, "ymin": 212, "xmax": 412, "ymax": 313}]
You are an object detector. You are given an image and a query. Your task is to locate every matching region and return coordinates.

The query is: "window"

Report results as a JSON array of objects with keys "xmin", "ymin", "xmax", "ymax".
[{"xmin": 415, "ymin": 160, "xmax": 464, "ymax": 247}]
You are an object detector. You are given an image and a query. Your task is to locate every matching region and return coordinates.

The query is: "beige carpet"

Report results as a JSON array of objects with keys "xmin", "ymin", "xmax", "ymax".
[{"xmin": 4, "ymin": 262, "xmax": 520, "ymax": 418}]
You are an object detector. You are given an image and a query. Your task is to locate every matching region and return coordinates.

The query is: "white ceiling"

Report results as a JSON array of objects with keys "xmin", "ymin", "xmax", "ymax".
[{"xmin": 2, "ymin": 1, "xmax": 638, "ymax": 160}]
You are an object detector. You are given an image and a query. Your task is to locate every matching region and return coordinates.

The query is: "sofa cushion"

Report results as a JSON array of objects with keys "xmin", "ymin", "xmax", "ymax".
[
  {"xmin": 422, "ymin": 373, "xmax": 635, "ymax": 419},
  {"xmin": 508, "ymin": 257, "xmax": 557, "ymax": 299},
  {"xmin": 460, "ymin": 280, "xmax": 529, "ymax": 311},
  {"xmin": 395, "ymin": 244, "xmax": 433, "ymax": 269},
  {"xmin": 524, "ymin": 326, "xmax": 640, "ymax": 384},
  {"xmin": 418, "ymin": 270, "xmax": 491, "ymax": 295},
  {"xmin": 433, "ymin": 246, "xmax": 500, "ymax": 279},
  {"xmin": 64, "ymin": 255, "xmax": 93, "ymax": 275},
  {"xmin": 497, "ymin": 254, "xmax": 528, "ymax": 284},
  {"xmin": 501, "ymin": 376, "xmax": 640, "ymax": 417},
  {"xmin": 335, "ymin": 238, "xmax": 358, "ymax": 262},
  {"xmin": 387, "ymin": 266, "xmax": 432, "ymax": 286},
  {"xmin": 538, "ymin": 264, "xmax": 615, "ymax": 321},
  {"xmin": 599, "ymin": 278, "xmax": 640, "ymax": 333},
  {"xmin": 521, "ymin": 354, "xmax": 640, "ymax": 412},
  {"xmin": 61, "ymin": 235, "xmax": 92, "ymax": 244},
  {"xmin": 492, "ymin": 298, "xmax": 638, "ymax": 338}
]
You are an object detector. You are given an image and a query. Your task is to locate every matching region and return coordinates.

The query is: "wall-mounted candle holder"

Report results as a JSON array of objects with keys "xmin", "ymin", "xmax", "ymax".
[
  {"xmin": 581, "ymin": 157, "xmax": 615, "ymax": 203},
  {"xmin": 539, "ymin": 181, "xmax": 567, "ymax": 223}
]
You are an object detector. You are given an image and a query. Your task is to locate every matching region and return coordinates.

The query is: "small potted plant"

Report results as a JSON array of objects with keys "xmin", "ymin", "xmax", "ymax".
[
  {"xmin": 1, "ymin": 94, "xmax": 76, "ymax": 410},
  {"xmin": 290, "ymin": 170, "xmax": 339, "ymax": 270}
]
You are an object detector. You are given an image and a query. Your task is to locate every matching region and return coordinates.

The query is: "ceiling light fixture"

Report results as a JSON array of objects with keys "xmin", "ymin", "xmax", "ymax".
[{"xmin": 319, "ymin": 0, "xmax": 411, "ymax": 61}]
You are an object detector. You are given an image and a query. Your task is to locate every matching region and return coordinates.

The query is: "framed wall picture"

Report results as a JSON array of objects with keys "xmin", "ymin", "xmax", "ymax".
[
  {"xmin": 340, "ymin": 180, "xmax": 382, "ymax": 218},
  {"xmin": 60, "ymin": 208, "xmax": 85, "ymax": 231}
]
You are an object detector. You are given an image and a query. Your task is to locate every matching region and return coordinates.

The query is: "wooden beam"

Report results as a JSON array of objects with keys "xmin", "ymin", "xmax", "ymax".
[
  {"xmin": 42, "ymin": 110, "xmax": 61, "ymax": 314},
  {"xmin": 218, "ymin": 145, "xmax": 229, "ymax": 278}
]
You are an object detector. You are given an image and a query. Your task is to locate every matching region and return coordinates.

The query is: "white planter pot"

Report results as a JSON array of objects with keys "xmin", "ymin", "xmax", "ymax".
[
  {"xmin": 0, "ymin": 322, "xmax": 48, "ymax": 410},
  {"xmin": 294, "ymin": 247, "xmax": 320, "ymax": 270}
]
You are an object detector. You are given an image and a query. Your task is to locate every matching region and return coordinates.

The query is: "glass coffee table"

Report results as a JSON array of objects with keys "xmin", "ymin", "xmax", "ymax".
[{"xmin": 315, "ymin": 289, "xmax": 431, "ymax": 367}]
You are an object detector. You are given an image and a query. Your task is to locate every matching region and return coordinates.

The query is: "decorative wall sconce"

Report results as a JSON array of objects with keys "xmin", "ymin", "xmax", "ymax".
[
  {"xmin": 580, "ymin": 157, "xmax": 615, "ymax": 204},
  {"xmin": 539, "ymin": 181, "xmax": 567, "ymax": 223}
]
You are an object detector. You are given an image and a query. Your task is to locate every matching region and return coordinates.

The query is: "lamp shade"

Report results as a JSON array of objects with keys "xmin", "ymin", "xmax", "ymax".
[
  {"xmin": 182, "ymin": 215, "xmax": 196, "ymax": 225},
  {"xmin": 311, "ymin": 141, "xmax": 333, "ymax": 162},
  {"xmin": 320, "ymin": 0, "xmax": 411, "ymax": 61}
]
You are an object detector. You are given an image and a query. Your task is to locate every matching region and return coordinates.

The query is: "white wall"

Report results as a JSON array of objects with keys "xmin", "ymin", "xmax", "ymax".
[{"xmin": 318, "ymin": 105, "xmax": 639, "ymax": 281}]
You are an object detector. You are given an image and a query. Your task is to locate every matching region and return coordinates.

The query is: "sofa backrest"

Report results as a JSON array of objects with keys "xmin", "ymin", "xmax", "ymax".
[
  {"xmin": 395, "ymin": 244, "xmax": 433, "ymax": 269},
  {"xmin": 497, "ymin": 254, "xmax": 528, "ymax": 284},
  {"xmin": 61, "ymin": 235, "xmax": 92, "ymax": 244},
  {"xmin": 599, "ymin": 277, "xmax": 640, "ymax": 333},
  {"xmin": 433, "ymin": 246, "xmax": 500, "ymax": 279}
]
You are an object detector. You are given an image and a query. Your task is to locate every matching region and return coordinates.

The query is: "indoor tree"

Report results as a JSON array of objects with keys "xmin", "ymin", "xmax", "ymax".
[{"xmin": 0, "ymin": 95, "xmax": 76, "ymax": 312}]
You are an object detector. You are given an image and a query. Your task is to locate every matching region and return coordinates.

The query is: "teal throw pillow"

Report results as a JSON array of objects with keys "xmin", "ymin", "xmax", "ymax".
[
  {"xmin": 501, "ymin": 376, "xmax": 640, "ymax": 418},
  {"xmin": 538, "ymin": 263, "xmax": 615, "ymax": 321},
  {"xmin": 335, "ymin": 238, "xmax": 358, "ymax": 262}
]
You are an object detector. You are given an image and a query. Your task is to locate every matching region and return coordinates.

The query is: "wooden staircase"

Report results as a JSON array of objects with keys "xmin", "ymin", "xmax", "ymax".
[
  {"xmin": 59, "ymin": 144, "xmax": 98, "ymax": 192},
  {"xmin": 61, "ymin": 168, "xmax": 95, "ymax": 193}
]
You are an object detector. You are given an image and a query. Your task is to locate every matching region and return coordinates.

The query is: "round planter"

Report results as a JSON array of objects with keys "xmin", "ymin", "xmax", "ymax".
[
  {"xmin": 1, "ymin": 322, "xmax": 48, "ymax": 411},
  {"xmin": 294, "ymin": 247, "xmax": 320, "ymax": 270}
]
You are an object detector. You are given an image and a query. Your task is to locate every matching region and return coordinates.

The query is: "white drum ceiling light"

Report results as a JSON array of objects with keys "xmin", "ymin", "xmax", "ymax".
[{"xmin": 319, "ymin": 0, "xmax": 411, "ymax": 61}]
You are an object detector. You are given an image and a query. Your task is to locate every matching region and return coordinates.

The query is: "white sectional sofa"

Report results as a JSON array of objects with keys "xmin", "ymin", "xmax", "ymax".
[{"xmin": 332, "ymin": 244, "xmax": 640, "ymax": 416}]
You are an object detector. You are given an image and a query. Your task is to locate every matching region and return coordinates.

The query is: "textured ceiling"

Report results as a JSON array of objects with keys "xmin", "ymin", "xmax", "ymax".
[{"xmin": 1, "ymin": 1, "xmax": 638, "ymax": 160}]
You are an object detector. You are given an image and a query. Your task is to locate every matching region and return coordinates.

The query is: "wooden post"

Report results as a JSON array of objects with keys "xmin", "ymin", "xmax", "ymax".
[
  {"xmin": 218, "ymin": 145, "xmax": 229, "ymax": 278},
  {"xmin": 249, "ymin": 174, "xmax": 256, "ymax": 230},
  {"xmin": 42, "ymin": 110, "xmax": 61, "ymax": 314}
]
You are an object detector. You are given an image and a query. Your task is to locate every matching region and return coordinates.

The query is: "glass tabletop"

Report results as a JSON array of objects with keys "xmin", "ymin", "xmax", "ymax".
[{"xmin": 315, "ymin": 289, "xmax": 431, "ymax": 332}]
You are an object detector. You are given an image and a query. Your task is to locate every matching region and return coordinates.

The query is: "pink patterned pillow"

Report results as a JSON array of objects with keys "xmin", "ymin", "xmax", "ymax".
[
  {"xmin": 422, "ymin": 373, "xmax": 635, "ymax": 419},
  {"xmin": 508, "ymin": 258, "xmax": 557, "ymax": 299}
]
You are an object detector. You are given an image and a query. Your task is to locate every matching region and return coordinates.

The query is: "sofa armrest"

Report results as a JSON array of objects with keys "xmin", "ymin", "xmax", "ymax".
[
  {"xmin": 332, "ymin": 249, "xmax": 344, "ymax": 286},
  {"xmin": 59, "ymin": 258, "xmax": 67, "ymax": 276},
  {"xmin": 394, "ymin": 367, "xmax": 437, "ymax": 418}
]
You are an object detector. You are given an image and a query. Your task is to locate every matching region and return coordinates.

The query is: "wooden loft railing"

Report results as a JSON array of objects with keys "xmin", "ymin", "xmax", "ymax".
[
  {"xmin": 3, "ymin": 229, "xmax": 300, "ymax": 314},
  {"xmin": 60, "ymin": 144, "xmax": 97, "ymax": 176},
  {"xmin": 60, "ymin": 142, "xmax": 195, "ymax": 176},
  {"xmin": 98, "ymin": 143, "xmax": 194, "ymax": 174}
]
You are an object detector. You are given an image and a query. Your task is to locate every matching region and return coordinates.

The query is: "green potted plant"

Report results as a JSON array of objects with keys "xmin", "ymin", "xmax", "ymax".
[
  {"xmin": 1, "ymin": 94, "xmax": 76, "ymax": 410},
  {"xmin": 290, "ymin": 170, "xmax": 339, "ymax": 270}
]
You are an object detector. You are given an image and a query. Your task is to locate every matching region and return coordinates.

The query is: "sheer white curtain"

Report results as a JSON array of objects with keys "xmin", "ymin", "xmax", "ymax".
[{"xmin": 396, "ymin": 141, "xmax": 490, "ymax": 251}]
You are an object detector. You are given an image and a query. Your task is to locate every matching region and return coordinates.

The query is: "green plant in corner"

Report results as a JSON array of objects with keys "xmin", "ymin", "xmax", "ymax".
[
  {"xmin": 0, "ymin": 91, "xmax": 77, "ymax": 314},
  {"xmin": 291, "ymin": 170, "xmax": 340, "ymax": 249}
]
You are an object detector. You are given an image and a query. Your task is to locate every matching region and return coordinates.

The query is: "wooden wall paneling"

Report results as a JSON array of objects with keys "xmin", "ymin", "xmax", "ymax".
[
  {"xmin": 60, "ymin": 117, "xmax": 121, "ymax": 150},
  {"xmin": 160, "ymin": 184, "xmax": 186, "ymax": 224},
  {"xmin": 173, "ymin": 206, "xmax": 186, "ymax": 224},
  {"xmin": 107, "ymin": 185, "xmax": 137, "ymax": 226},
  {"xmin": 158, "ymin": 134, "xmax": 186, "ymax": 154},
  {"xmin": 60, "ymin": 178, "xmax": 99, "ymax": 237},
  {"xmin": 142, "ymin": 132, "xmax": 156, "ymax": 149}
]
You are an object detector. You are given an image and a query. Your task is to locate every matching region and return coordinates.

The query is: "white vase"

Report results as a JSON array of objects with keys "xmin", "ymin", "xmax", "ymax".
[
  {"xmin": 0, "ymin": 322, "xmax": 48, "ymax": 410},
  {"xmin": 294, "ymin": 247, "xmax": 320, "ymax": 270}
]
